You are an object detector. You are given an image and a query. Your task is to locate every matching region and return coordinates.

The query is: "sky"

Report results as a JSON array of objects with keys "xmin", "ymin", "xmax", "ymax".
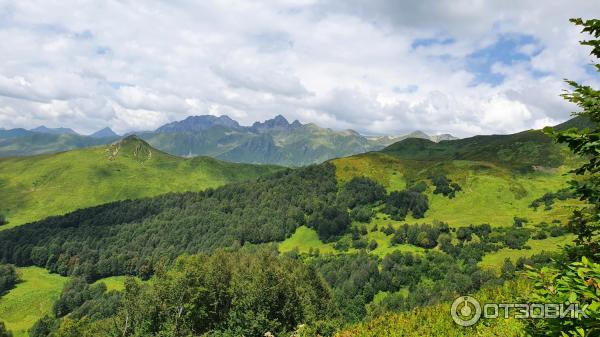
[{"xmin": 0, "ymin": 1, "xmax": 599, "ymax": 137}]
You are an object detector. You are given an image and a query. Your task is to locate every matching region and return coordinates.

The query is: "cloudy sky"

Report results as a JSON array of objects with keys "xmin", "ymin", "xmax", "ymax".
[{"xmin": 0, "ymin": 1, "xmax": 599, "ymax": 137}]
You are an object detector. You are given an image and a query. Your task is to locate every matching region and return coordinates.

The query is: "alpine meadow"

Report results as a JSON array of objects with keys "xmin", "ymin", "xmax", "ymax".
[{"xmin": 0, "ymin": 2, "xmax": 599, "ymax": 337}]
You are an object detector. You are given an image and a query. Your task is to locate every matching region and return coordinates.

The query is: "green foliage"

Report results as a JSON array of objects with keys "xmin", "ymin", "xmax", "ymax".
[
  {"xmin": 0, "ymin": 267, "xmax": 68, "ymax": 336},
  {"xmin": 0, "ymin": 264, "xmax": 19, "ymax": 295},
  {"xmin": 430, "ymin": 174, "xmax": 462, "ymax": 198},
  {"xmin": 0, "ymin": 164, "xmax": 338, "ymax": 279},
  {"xmin": 544, "ymin": 18, "xmax": 600, "ymax": 257},
  {"xmin": 514, "ymin": 216, "xmax": 529, "ymax": 228},
  {"xmin": 349, "ymin": 205, "xmax": 374, "ymax": 222},
  {"xmin": 529, "ymin": 189, "xmax": 574, "ymax": 211},
  {"xmin": 52, "ymin": 278, "xmax": 118, "ymax": 320},
  {"xmin": 309, "ymin": 205, "xmax": 351, "ymax": 242},
  {"xmin": 58, "ymin": 250, "xmax": 340, "ymax": 337},
  {"xmin": 336, "ymin": 279, "xmax": 530, "ymax": 337},
  {"xmin": 338, "ymin": 177, "xmax": 386, "ymax": 209},
  {"xmin": 311, "ymin": 248, "xmax": 500, "ymax": 323},
  {"xmin": 0, "ymin": 137, "xmax": 281, "ymax": 230},
  {"xmin": 525, "ymin": 257, "xmax": 600, "ymax": 336},
  {"xmin": 390, "ymin": 222, "xmax": 450, "ymax": 249},
  {"xmin": 0, "ymin": 322, "xmax": 12, "ymax": 337},
  {"xmin": 383, "ymin": 129, "xmax": 567, "ymax": 171},
  {"xmin": 29, "ymin": 316, "xmax": 58, "ymax": 337},
  {"xmin": 383, "ymin": 190, "xmax": 429, "ymax": 220},
  {"xmin": 0, "ymin": 215, "xmax": 6, "ymax": 227}
]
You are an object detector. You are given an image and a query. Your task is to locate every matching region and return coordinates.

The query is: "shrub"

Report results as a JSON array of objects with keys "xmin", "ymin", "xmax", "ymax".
[{"xmin": 339, "ymin": 177, "xmax": 386, "ymax": 209}]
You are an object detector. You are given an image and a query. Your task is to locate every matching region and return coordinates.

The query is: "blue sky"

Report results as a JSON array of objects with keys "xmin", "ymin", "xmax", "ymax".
[
  {"xmin": 466, "ymin": 34, "xmax": 544, "ymax": 86},
  {"xmin": 0, "ymin": 0, "xmax": 598, "ymax": 137}
]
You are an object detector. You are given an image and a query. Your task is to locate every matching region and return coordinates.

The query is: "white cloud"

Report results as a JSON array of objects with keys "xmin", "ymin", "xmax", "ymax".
[{"xmin": 0, "ymin": 0, "xmax": 598, "ymax": 136}]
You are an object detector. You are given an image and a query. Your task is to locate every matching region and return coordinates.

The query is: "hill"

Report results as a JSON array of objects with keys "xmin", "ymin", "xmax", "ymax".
[
  {"xmin": 0, "ymin": 136, "xmax": 280, "ymax": 229},
  {"xmin": 1, "ymin": 114, "xmax": 458, "ymax": 166},
  {"xmin": 0, "ymin": 117, "xmax": 586, "ymax": 336}
]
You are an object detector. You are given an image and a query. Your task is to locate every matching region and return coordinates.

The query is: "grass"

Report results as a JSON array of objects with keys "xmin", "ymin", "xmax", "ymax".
[
  {"xmin": 479, "ymin": 234, "xmax": 575, "ymax": 271},
  {"xmin": 0, "ymin": 267, "xmax": 69, "ymax": 337},
  {"xmin": 0, "ymin": 137, "xmax": 280, "ymax": 230},
  {"xmin": 332, "ymin": 154, "xmax": 579, "ymax": 228},
  {"xmin": 278, "ymin": 222, "xmax": 425, "ymax": 258},
  {"xmin": 93, "ymin": 276, "xmax": 135, "ymax": 292},
  {"xmin": 278, "ymin": 226, "xmax": 336, "ymax": 254},
  {"xmin": 361, "ymin": 215, "xmax": 426, "ymax": 257}
]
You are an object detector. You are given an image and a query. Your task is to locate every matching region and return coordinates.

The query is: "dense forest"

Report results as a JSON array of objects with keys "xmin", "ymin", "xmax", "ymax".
[
  {"xmin": 0, "ymin": 163, "xmax": 434, "ymax": 281},
  {"xmin": 0, "ymin": 164, "xmax": 339, "ymax": 279},
  {"xmin": 29, "ymin": 249, "xmax": 340, "ymax": 337}
]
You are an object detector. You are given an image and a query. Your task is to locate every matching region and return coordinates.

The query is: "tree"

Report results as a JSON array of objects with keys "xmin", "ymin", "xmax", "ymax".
[
  {"xmin": 0, "ymin": 322, "xmax": 12, "ymax": 337},
  {"xmin": 0, "ymin": 264, "xmax": 20, "ymax": 295},
  {"xmin": 525, "ymin": 18, "xmax": 600, "ymax": 337},
  {"xmin": 339, "ymin": 177, "xmax": 386, "ymax": 209},
  {"xmin": 544, "ymin": 18, "xmax": 600, "ymax": 258}
]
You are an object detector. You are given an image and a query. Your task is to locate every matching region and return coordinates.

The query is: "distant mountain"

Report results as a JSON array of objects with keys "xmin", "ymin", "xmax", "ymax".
[
  {"xmin": 431, "ymin": 134, "xmax": 459, "ymax": 142},
  {"xmin": 156, "ymin": 115, "xmax": 242, "ymax": 133},
  {"xmin": 90, "ymin": 127, "xmax": 119, "ymax": 138},
  {"xmin": 31, "ymin": 126, "xmax": 78, "ymax": 135},
  {"xmin": 138, "ymin": 115, "xmax": 379, "ymax": 166},
  {"xmin": 0, "ymin": 132, "xmax": 118, "ymax": 157},
  {"xmin": 0, "ymin": 128, "xmax": 33, "ymax": 139},
  {"xmin": 0, "ymin": 115, "xmax": 459, "ymax": 165},
  {"xmin": 367, "ymin": 130, "xmax": 457, "ymax": 147}
]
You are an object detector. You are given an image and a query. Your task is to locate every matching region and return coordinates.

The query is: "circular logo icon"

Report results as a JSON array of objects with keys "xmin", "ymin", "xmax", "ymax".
[{"xmin": 451, "ymin": 296, "xmax": 482, "ymax": 327}]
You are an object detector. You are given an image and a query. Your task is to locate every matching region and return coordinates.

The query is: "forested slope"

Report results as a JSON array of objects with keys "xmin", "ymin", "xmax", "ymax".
[{"xmin": 0, "ymin": 136, "xmax": 280, "ymax": 229}]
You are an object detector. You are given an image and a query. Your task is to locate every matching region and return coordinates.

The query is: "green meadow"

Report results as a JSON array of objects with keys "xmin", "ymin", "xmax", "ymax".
[
  {"xmin": 0, "ymin": 137, "xmax": 279, "ymax": 230},
  {"xmin": 0, "ymin": 267, "xmax": 68, "ymax": 337},
  {"xmin": 332, "ymin": 153, "xmax": 577, "ymax": 227}
]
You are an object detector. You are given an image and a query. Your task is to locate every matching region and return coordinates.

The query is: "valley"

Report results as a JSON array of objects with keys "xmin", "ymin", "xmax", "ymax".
[{"xmin": 0, "ymin": 118, "xmax": 585, "ymax": 336}]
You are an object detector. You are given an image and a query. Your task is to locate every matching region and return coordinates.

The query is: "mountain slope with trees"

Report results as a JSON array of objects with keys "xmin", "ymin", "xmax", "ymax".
[{"xmin": 0, "ymin": 136, "xmax": 280, "ymax": 229}]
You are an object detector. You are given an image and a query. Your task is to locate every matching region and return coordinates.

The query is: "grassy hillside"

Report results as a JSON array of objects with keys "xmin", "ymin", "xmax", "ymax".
[
  {"xmin": 382, "ymin": 129, "xmax": 565, "ymax": 170},
  {"xmin": 0, "ymin": 267, "xmax": 69, "ymax": 337},
  {"xmin": 332, "ymin": 152, "xmax": 578, "ymax": 227},
  {"xmin": 0, "ymin": 136, "xmax": 280, "ymax": 229}
]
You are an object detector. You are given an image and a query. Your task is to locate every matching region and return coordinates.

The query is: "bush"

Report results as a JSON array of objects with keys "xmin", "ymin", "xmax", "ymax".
[
  {"xmin": 532, "ymin": 230, "xmax": 548, "ymax": 240},
  {"xmin": 339, "ymin": 177, "xmax": 386, "ymax": 209},
  {"xmin": 384, "ymin": 190, "xmax": 429, "ymax": 220},
  {"xmin": 0, "ymin": 321, "xmax": 12, "ymax": 337},
  {"xmin": 350, "ymin": 206, "xmax": 374, "ymax": 222},
  {"xmin": 408, "ymin": 181, "xmax": 428, "ymax": 193},
  {"xmin": 513, "ymin": 216, "xmax": 529, "ymax": 228},
  {"xmin": 525, "ymin": 258, "xmax": 600, "ymax": 336},
  {"xmin": 549, "ymin": 225, "xmax": 568, "ymax": 237},
  {"xmin": 430, "ymin": 174, "xmax": 462, "ymax": 198},
  {"xmin": 352, "ymin": 239, "xmax": 368, "ymax": 249},
  {"xmin": 309, "ymin": 206, "xmax": 351, "ymax": 242},
  {"xmin": 0, "ymin": 215, "xmax": 6, "ymax": 227},
  {"xmin": 0, "ymin": 264, "xmax": 19, "ymax": 295},
  {"xmin": 368, "ymin": 240, "xmax": 378, "ymax": 251}
]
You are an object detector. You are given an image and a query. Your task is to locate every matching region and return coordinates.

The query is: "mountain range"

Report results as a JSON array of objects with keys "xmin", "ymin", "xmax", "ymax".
[{"xmin": 0, "ymin": 115, "xmax": 457, "ymax": 166}]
